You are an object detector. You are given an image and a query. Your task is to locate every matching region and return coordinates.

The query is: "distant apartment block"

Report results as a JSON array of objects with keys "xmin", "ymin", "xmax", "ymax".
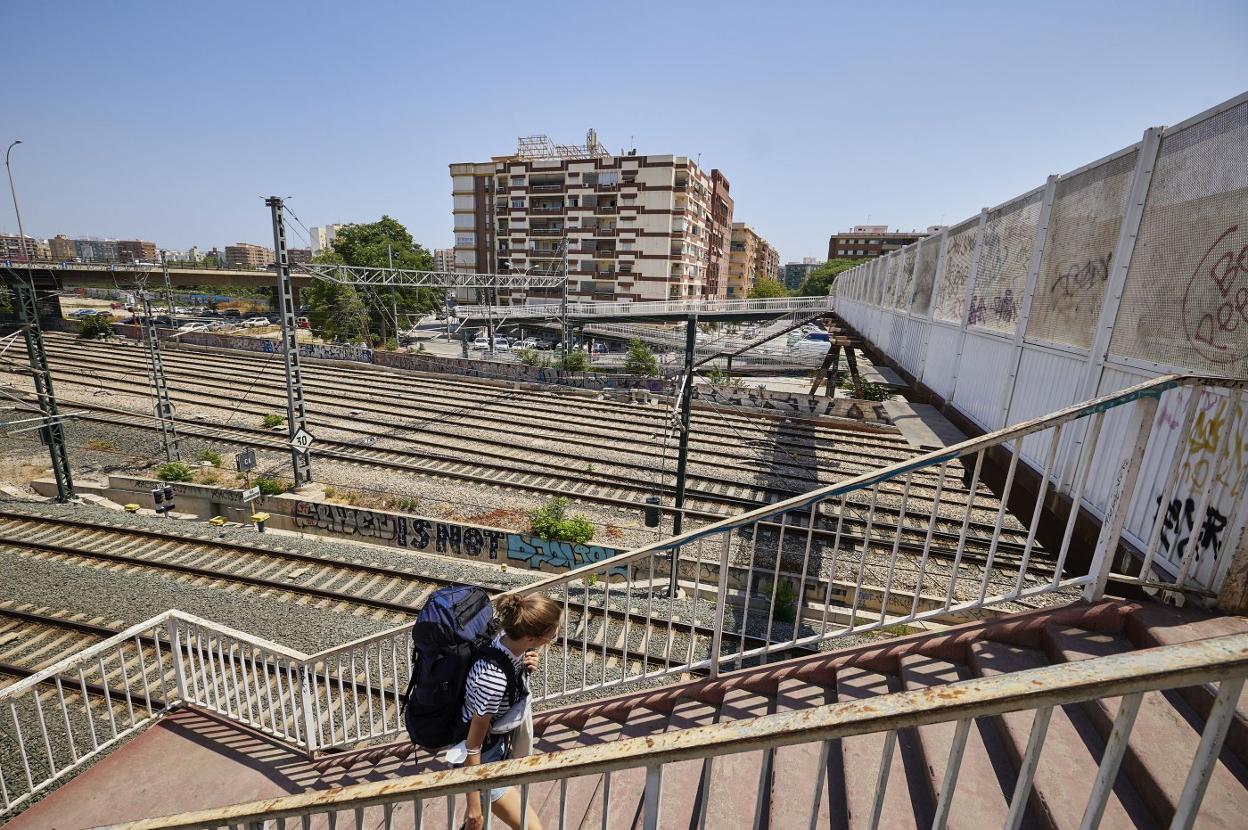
[
  {"xmin": 49, "ymin": 235, "xmax": 76, "ymax": 261},
  {"xmin": 449, "ymin": 130, "xmax": 735, "ymax": 302},
  {"xmin": 288, "ymin": 248, "xmax": 312, "ymax": 265},
  {"xmin": 72, "ymin": 238, "xmax": 119, "ymax": 263},
  {"xmin": 433, "ymin": 248, "xmax": 455, "ymax": 272},
  {"xmin": 0, "ymin": 234, "xmax": 40, "ymax": 261},
  {"xmin": 827, "ymin": 224, "xmax": 929, "ymax": 260},
  {"xmin": 116, "ymin": 240, "xmax": 158, "ymax": 263},
  {"xmin": 726, "ymin": 223, "xmax": 779, "ymax": 298},
  {"xmin": 783, "ymin": 261, "xmax": 821, "ymax": 291},
  {"xmin": 309, "ymin": 224, "xmax": 343, "ymax": 255},
  {"xmin": 224, "ymin": 242, "xmax": 274, "ymax": 269}
]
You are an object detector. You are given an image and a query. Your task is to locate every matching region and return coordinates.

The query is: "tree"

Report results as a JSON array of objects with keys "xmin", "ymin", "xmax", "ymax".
[
  {"xmin": 798, "ymin": 259, "xmax": 861, "ymax": 297},
  {"xmin": 750, "ymin": 277, "xmax": 790, "ymax": 299},
  {"xmin": 623, "ymin": 338, "xmax": 659, "ymax": 376},
  {"xmin": 306, "ymin": 216, "xmax": 440, "ymax": 345}
]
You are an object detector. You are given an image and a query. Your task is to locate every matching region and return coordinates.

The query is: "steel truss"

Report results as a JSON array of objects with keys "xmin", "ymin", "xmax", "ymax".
[
  {"xmin": 138, "ymin": 292, "xmax": 181, "ymax": 461},
  {"xmin": 294, "ymin": 263, "xmax": 565, "ymax": 290}
]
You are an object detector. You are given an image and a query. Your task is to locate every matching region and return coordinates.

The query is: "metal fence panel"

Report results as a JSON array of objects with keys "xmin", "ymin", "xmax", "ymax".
[
  {"xmin": 912, "ymin": 236, "xmax": 941, "ymax": 317},
  {"xmin": 932, "ymin": 219, "xmax": 980, "ymax": 323},
  {"xmin": 1026, "ymin": 150, "xmax": 1139, "ymax": 349},
  {"xmin": 922, "ymin": 324, "xmax": 961, "ymax": 398},
  {"xmin": 953, "ymin": 331, "xmax": 1016, "ymax": 429},
  {"xmin": 893, "ymin": 246, "xmax": 917, "ymax": 310},
  {"xmin": 969, "ymin": 191, "xmax": 1044, "ymax": 335},
  {"xmin": 1108, "ymin": 97, "xmax": 1248, "ymax": 376}
]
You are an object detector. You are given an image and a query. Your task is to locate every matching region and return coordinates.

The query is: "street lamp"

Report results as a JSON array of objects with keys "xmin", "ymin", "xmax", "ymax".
[{"xmin": 5, "ymin": 140, "xmax": 33, "ymax": 269}]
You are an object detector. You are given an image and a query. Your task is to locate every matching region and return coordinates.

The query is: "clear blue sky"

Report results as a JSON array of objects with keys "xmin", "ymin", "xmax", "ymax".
[{"xmin": 4, "ymin": 0, "xmax": 1246, "ymax": 262}]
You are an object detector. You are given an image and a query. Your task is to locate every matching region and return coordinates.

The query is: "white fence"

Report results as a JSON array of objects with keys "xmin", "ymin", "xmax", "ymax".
[
  {"xmin": 455, "ymin": 295, "xmax": 836, "ymax": 321},
  {"xmin": 836, "ymin": 91, "xmax": 1248, "ymax": 588}
]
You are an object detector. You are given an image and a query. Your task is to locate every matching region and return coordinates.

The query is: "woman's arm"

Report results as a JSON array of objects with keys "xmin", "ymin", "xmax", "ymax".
[{"xmin": 462, "ymin": 714, "xmax": 493, "ymax": 830}]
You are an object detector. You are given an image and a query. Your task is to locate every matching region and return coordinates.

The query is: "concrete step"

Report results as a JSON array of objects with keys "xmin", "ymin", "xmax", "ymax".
[
  {"xmin": 699, "ymin": 687, "xmax": 774, "ymax": 828},
  {"xmin": 836, "ymin": 666, "xmax": 931, "ymax": 829},
  {"xmin": 1044, "ymin": 624, "xmax": 1248, "ymax": 828},
  {"xmin": 533, "ymin": 714, "xmax": 627, "ymax": 829},
  {"xmin": 900, "ymin": 653, "xmax": 1029, "ymax": 829},
  {"xmin": 654, "ymin": 696, "xmax": 720, "ymax": 829},
  {"xmin": 768, "ymin": 677, "xmax": 840, "ymax": 828},
  {"xmin": 969, "ymin": 640, "xmax": 1156, "ymax": 830},
  {"xmin": 578, "ymin": 706, "xmax": 673, "ymax": 830}
]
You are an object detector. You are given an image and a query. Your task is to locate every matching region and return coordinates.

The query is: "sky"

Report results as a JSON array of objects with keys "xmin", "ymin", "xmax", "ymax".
[{"xmin": 3, "ymin": 0, "xmax": 1246, "ymax": 262}]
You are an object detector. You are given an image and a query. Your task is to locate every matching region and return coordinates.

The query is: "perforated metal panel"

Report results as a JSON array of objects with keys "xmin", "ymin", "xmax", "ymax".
[
  {"xmin": 911, "ymin": 235, "xmax": 941, "ymax": 316},
  {"xmin": 932, "ymin": 218, "xmax": 979, "ymax": 322},
  {"xmin": 1109, "ymin": 99, "xmax": 1248, "ymax": 376},
  {"xmin": 1027, "ymin": 150, "xmax": 1138, "ymax": 349},
  {"xmin": 969, "ymin": 191, "xmax": 1043, "ymax": 335},
  {"xmin": 892, "ymin": 245, "xmax": 917, "ymax": 309}
]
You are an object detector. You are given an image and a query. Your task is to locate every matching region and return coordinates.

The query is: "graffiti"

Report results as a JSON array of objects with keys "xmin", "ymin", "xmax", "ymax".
[
  {"xmin": 506, "ymin": 534, "xmax": 626, "ymax": 576},
  {"xmin": 1183, "ymin": 224, "xmax": 1248, "ymax": 365},
  {"xmin": 300, "ymin": 342, "xmax": 373, "ymax": 363},
  {"xmin": 1155, "ymin": 496, "xmax": 1228, "ymax": 567},
  {"xmin": 290, "ymin": 500, "xmax": 620, "ymax": 573},
  {"xmin": 967, "ymin": 289, "xmax": 1018, "ymax": 327},
  {"xmin": 689, "ymin": 385, "xmax": 891, "ymax": 425},
  {"xmin": 1049, "ymin": 254, "xmax": 1111, "ymax": 313}
]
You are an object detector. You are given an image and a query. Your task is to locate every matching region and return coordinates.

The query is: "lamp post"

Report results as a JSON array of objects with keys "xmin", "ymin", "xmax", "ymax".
[{"xmin": 5, "ymin": 140, "xmax": 33, "ymax": 273}]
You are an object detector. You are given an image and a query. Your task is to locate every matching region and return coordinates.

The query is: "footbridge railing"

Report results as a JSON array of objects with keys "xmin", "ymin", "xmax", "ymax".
[
  {"xmin": 2, "ymin": 375, "xmax": 1243, "ymax": 817},
  {"xmin": 93, "ymin": 632, "xmax": 1248, "ymax": 830},
  {"xmin": 454, "ymin": 295, "xmax": 836, "ymax": 321}
]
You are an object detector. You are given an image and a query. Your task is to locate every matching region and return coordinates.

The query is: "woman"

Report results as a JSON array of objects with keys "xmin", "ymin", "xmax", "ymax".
[{"xmin": 461, "ymin": 593, "xmax": 561, "ymax": 830}]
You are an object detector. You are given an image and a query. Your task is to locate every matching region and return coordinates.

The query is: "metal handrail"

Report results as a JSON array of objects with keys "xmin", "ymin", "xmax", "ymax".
[
  {"xmin": 454, "ymin": 295, "xmax": 836, "ymax": 320},
  {"xmin": 99, "ymin": 632, "xmax": 1248, "ymax": 830}
]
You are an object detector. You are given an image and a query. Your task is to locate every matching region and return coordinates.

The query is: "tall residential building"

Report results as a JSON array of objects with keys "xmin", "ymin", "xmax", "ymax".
[
  {"xmin": 0, "ymin": 234, "xmax": 40, "ymax": 261},
  {"xmin": 726, "ymin": 223, "xmax": 779, "ymax": 298},
  {"xmin": 433, "ymin": 248, "xmax": 455, "ymax": 272},
  {"xmin": 827, "ymin": 225, "xmax": 927, "ymax": 260},
  {"xmin": 449, "ymin": 130, "xmax": 735, "ymax": 302},
  {"xmin": 49, "ymin": 235, "xmax": 76, "ymax": 261},
  {"xmin": 288, "ymin": 248, "xmax": 312, "ymax": 265},
  {"xmin": 73, "ymin": 238, "xmax": 119, "ymax": 263},
  {"xmin": 309, "ymin": 224, "xmax": 344, "ymax": 255},
  {"xmin": 783, "ymin": 261, "xmax": 820, "ymax": 291},
  {"xmin": 224, "ymin": 242, "xmax": 274, "ymax": 269},
  {"xmin": 116, "ymin": 240, "xmax": 158, "ymax": 263}
]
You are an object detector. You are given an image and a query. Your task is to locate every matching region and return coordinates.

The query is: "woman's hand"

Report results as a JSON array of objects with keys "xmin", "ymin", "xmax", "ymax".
[
  {"xmin": 464, "ymin": 808, "xmax": 484, "ymax": 830},
  {"xmin": 523, "ymin": 649, "xmax": 540, "ymax": 673}
]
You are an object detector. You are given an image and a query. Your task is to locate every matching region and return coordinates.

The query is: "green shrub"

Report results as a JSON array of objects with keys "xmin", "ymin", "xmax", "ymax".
[
  {"xmin": 558, "ymin": 350, "xmax": 589, "ymax": 372},
  {"xmin": 838, "ymin": 375, "xmax": 892, "ymax": 402},
  {"xmin": 262, "ymin": 413, "xmax": 285, "ymax": 429},
  {"xmin": 623, "ymin": 339, "xmax": 659, "ymax": 377},
  {"xmin": 517, "ymin": 348, "xmax": 550, "ymax": 368},
  {"xmin": 528, "ymin": 497, "xmax": 594, "ymax": 544},
  {"xmin": 322, "ymin": 486, "xmax": 336, "ymax": 499},
  {"xmin": 155, "ymin": 462, "xmax": 194, "ymax": 482},
  {"xmin": 77, "ymin": 314, "xmax": 114, "ymax": 339},
  {"xmin": 195, "ymin": 450, "xmax": 223, "ymax": 466},
  {"xmin": 391, "ymin": 495, "xmax": 420, "ymax": 513},
  {"xmin": 254, "ymin": 475, "xmax": 289, "ymax": 496},
  {"xmin": 772, "ymin": 579, "xmax": 798, "ymax": 624}
]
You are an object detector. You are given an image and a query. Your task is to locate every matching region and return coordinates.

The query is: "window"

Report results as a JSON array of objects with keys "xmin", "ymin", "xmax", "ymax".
[
  {"xmin": 510, "ymin": 176, "xmax": 525, "ymax": 185},
  {"xmin": 511, "ymin": 199, "xmax": 524, "ymax": 209}
]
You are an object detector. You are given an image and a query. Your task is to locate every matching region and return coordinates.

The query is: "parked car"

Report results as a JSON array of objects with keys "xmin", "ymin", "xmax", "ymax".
[
  {"xmin": 222, "ymin": 309, "xmax": 242, "ymax": 319},
  {"xmin": 517, "ymin": 337, "xmax": 543, "ymax": 351},
  {"xmin": 67, "ymin": 309, "xmax": 99, "ymax": 318},
  {"xmin": 242, "ymin": 316, "xmax": 271, "ymax": 328},
  {"xmin": 472, "ymin": 335, "xmax": 510, "ymax": 351},
  {"xmin": 176, "ymin": 322, "xmax": 209, "ymax": 334}
]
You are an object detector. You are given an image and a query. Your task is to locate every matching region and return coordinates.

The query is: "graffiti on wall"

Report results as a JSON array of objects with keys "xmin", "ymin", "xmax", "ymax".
[
  {"xmin": 290, "ymin": 500, "xmax": 622, "ymax": 574},
  {"xmin": 1154, "ymin": 495, "xmax": 1229, "ymax": 568},
  {"xmin": 1183, "ymin": 224, "xmax": 1248, "ymax": 366},
  {"xmin": 690, "ymin": 385, "xmax": 892, "ymax": 425}
]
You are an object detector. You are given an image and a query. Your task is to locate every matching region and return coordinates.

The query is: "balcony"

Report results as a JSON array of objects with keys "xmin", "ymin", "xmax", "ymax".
[
  {"xmin": 529, "ymin": 228, "xmax": 564, "ymax": 236},
  {"xmin": 530, "ymin": 205, "xmax": 565, "ymax": 214},
  {"xmin": 529, "ymin": 183, "xmax": 564, "ymax": 193},
  {"xmin": 595, "ymin": 205, "xmax": 617, "ymax": 214}
]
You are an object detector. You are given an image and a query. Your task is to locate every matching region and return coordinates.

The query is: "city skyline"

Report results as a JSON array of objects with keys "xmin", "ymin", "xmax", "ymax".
[{"xmin": 4, "ymin": 1, "xmax": 1246, "ymax": 263}]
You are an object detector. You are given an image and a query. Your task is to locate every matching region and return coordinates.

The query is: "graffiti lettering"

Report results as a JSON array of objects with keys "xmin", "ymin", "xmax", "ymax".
[
  {"xmin": 1049, "ymin": 254, "xmax": 1110, "ymax": 313},
  {"xmin": 292, "ymin": 500, "xmax": 616, "ymax": 573},
  {"xmin": 1183, "ymin": 224, "xmax": 1248, "ymax": 365},
  {"xmin": 967, "ymin": 289, "xmax": 1018, "ymax": 327},
  {"xmin": 506, "ymin": 534, "xmax": 626, "ymax": 576},
  {"xmin": 1155, "ymin": 496, "xmax": 1228, "ymax": 566},
  {"xmin": 688, "ymin": 385, "xmax": 891, "ymax": 425}
]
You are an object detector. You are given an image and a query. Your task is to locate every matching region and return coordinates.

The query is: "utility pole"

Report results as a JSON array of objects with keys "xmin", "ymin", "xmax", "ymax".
[
  {"xmin": 161, "ymin": 251, "xmax": 174, "ymax": 317},
  {"xmin": 6, "ymin": 139, "xmax": 73, "ymax": 501},
  {"xmin": 669, "ymin": 313, "xmax": 697, "ymax": 596},
  {"xmin": 266, "ymin": 196, "xmax": 313, "ymax": 486},
  {"xmin": 387, "ymin": 243, "xmax": 399, "ymax": 342},
  {"xmin": 139, "ymin": 291, "xmax": 180, "ymax": 461}
]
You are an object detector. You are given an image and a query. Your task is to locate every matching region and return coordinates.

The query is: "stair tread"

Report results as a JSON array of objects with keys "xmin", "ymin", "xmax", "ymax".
[
  {"xmin": 534, "ymin": 714, "xmax": 628, "ymax": 828},
  {"xmin": 837, "ymin": 666, "xmax": 931, "ymax": 829},
  {"xmin": 770, "ymin": 678, "xmax": 839, "ymax": 828},
  {"xmin": 900, "ymin": 653, "xmax": 1020, "ymax": 830},
  {"xmin": 1045, "ymin": 625, "xmax": 1248, "ymax": 827},
  {"xmin": 700, "ymin": 687, "xmax": 773, "ymax": 828},
  {"xmin": 579, "ymin": 708, "xmax": 672, "ymax": 829},
  {"xmin": 970, "ymin": 640, "xmax": 1155, "ymax": 830},
  {"xmin": 655, "ymin": 697, "xmax": 720, "ymax": 828}
]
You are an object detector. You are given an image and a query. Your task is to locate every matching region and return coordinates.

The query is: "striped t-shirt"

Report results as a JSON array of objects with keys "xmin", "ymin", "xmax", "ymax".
[{"xmin": 460, "ymin": 636, "xmax": 524, "ymax": 723}]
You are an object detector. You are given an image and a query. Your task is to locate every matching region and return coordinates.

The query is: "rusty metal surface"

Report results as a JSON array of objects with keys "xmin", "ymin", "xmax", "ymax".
[{"xmin": 99, "ymin": 632, "xmax": 1248, "ymax": 830}]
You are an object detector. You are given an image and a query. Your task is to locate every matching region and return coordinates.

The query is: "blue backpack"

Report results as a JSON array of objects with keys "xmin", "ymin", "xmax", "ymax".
[{"xmin": 402, "ymin": 585, "xmax": 522, "ymax": 749}]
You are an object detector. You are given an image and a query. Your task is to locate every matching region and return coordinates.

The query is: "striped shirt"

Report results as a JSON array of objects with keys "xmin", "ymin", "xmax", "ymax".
[{"xmin": 461, "ymin": 636, "xmax": 524, "ymax": 723}]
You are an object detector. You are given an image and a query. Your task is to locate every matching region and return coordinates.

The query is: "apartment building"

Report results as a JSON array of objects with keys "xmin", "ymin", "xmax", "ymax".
[
  {"xmin": 432, "ymin": 248, "xmax": 455, "ymax": 272},
  {"xmin": 309, "ymin": 224, "xmax": 344, "ymax": 255},
  {"xmin": 450, "ymin": 131, "xmax": 734, "ymax": 302},
  {"xmin": 116, "ymin": 239, "xmax": 158, "ymax": 263},
  {"xmin": 0, "ymin": 234, "xmax": 40, "ymax": 261},
  {"xmin": 725, "ymin": 223, "xmax": 780, "ymax": 298},
  {"xmin": 224, "ymin": 242, "xmax": 273, "ymax": 269},
  {"xmin": 827, "ymin": 224, "xmax": 930, "ymax": 260},
  {"xmin": 783, "ymin": 260, "xmax": 820, "ymax": 291},
  {"xmin": 49, "ymin": 235, "xmax": 76, "ymax": 261}
]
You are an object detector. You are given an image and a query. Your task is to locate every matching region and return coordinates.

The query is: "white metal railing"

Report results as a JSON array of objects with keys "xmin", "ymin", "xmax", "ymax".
[
  {"xmin": 99, "ymin": 631, "xmax": 1248, "ymax": 830},
  {"xmin": 454, "ymin": 295, "xmax": 836, "ymax": 320},
  {"xmin": 3, "ymin": 375, "xmax": 1244, "ymax": 819}
]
